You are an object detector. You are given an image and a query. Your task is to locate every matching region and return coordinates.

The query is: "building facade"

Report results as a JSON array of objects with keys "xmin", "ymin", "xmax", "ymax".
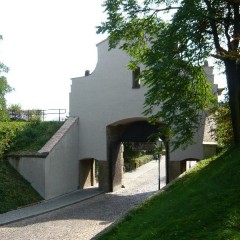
[{"xmin": 70, "ymin": 39, "xmax": 218, "ymax": 192}]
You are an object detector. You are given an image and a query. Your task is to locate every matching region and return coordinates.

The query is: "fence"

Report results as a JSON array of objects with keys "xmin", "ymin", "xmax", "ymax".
[{"xmin": 8, "ymin": 109, "xmax": 67, "ymax": 122}]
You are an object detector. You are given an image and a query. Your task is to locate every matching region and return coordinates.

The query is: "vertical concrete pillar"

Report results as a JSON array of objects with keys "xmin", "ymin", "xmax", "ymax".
[
  {"xmin": 169, "ymin": 161, "xmax": 182, "ymax": 182},
  {"xmin": 165, "ymin": 141, "xmax": 170, "ymax": 184},
  {"xmin": 110, "ymin": 142, "xmax": 124, "ymax": 192},
  {"xmin": 98, "ymin": 160, "xmax": 110, "ymax": 192},
  {"xmin": 105, "ymin": 125, "xmax": 126, "ymax": 192}
]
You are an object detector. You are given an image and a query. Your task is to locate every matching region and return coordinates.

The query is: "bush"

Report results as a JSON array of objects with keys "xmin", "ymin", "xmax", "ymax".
[
  {"xmin": 0, "ymin": 121, "xmax": 63, "ymax": 156},
  {"xmin": 0, "ymin": 122, "xmax": 26, "ymax": 156},
  {"xmin": 8, "ymin": 121, "xmax": 63, "ymax": 152},
  {"xmin": 123, "ymin": 143, "xmax": 153, "ymax": 171},
  {"xmin": 123, "ymin": 142, "xmax": 141, "ymax": 163}
]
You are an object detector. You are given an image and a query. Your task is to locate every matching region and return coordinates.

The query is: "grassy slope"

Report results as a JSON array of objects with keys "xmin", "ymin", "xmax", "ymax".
[
  {"xmin": 97, "ymin": 149, "xmax": 240, "ymax": 240},
  {"xmin": 7, "ymin": 121, "xmax": 63, "ymax": 152},
  {"xmin": 0, "ymin": 121, "xmax": 63, "ymax": 213},
  {"xmin": 0, "ymin": 157, "xmax": 42, "ymax": 214}
]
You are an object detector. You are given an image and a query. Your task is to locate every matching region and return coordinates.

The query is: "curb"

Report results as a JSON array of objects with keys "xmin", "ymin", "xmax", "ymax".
[{"xmin": 0, "ymin": 188, "xmax": 103, "ymax": 226}]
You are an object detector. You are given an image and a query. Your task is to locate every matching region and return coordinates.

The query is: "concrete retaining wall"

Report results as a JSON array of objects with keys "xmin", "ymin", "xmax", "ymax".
[
  {"xmin": 8, "ymin": 117, "xmax": 79, "ymax": 200},
  {"xmin": 8, "ymin": 154, "xmax": 46, "ymax": 197}
]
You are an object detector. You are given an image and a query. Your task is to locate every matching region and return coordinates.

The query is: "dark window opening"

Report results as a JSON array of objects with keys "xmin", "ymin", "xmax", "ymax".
[
  {"xmin": 132, "ymin": 67, "xmax": 140, "ymax": 89},
  {"xmin": 85, "ymin": 70, "xmax": 90, "ymax": 76}
]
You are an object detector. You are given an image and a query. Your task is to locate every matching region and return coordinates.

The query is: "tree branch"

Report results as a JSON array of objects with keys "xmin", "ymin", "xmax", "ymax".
[
  {"xmin": 203, "ymin": 0, "xmax": 223, "ymax": 52},
  {"xmin": 232, "ymin": 3, "xmax": 240, "ymax": 50},
  {"xmin": 132, "ymin": 6, "xmax": 180, "ymax": 14},
  {"xmin": 225, "ymin": 2, "xmax": 232, "ymax": 50}
]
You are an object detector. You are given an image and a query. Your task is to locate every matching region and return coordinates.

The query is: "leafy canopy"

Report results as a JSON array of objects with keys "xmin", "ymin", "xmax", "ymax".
[
  {"xmin": 98, "ymin": 0, "xmax": 220, "ymax": 149},
  {"xmin": 213, "ymin": 93, "xmax": 233, "ymax": 149},
  {"xmin": 0, "ymin": 35, "xmax": 12, "ymax": 121}
]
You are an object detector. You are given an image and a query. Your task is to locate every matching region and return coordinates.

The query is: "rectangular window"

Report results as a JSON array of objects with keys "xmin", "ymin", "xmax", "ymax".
[{"xmin": 132, "ymin": 67, "xmax": 140, "ymax": 89}]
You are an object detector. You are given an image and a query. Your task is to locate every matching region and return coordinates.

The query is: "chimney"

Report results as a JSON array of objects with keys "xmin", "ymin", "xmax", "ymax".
[{"xmin": 85, "ymin": 70, "xmax": 90, "ymax": 76}]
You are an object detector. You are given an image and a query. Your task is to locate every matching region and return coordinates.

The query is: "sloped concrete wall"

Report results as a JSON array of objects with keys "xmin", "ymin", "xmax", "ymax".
[
  {"xmin": 8, "ymin": 117, "xmax": 79, "ymax": 200},
  {"xmin": 8, "ymin": 154, "xmax": 46, "ymax": 198},
  {"xmin": 39, "ymin": 117, "xmax": 79, "ymax": 199}
]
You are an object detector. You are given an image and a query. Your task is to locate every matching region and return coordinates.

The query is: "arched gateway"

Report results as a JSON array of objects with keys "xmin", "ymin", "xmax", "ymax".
[
  {"xmin": 69, "ymin": 39, "xmax": 219, "ymax": 192},
  {"xmin": 106, "ymin": 118, "xmax": 169, "ymax": 192}
]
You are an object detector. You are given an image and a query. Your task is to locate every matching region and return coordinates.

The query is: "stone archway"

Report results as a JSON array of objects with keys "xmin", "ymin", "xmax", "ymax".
[{"xmin": 105, "ymin": 118, "xmax": 170, "ymax": 192}]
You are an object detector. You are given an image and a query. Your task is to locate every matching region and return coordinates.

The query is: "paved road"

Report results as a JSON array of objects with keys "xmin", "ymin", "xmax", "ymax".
[{"xmin": 0, "ymin": 159, "xmax": 166, "ymax": 240}]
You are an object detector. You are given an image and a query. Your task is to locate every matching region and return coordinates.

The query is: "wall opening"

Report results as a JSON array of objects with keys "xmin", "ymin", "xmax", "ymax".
[
  {"xmin": 132, "ymin": 67, "xmax": 141, "ymax": 89},
  {"xmin": 79, "ymin": 158, "xmax": 98, "ymax": 189},
  {"xmin": 106, "ymin": 118, "xmax": 170, "ymax": 192}
]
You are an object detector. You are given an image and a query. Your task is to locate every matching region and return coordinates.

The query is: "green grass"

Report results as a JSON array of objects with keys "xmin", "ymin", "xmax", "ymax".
[
  {"xmin": 97, "ymin": 149, "xmax": 240, "ymax": 240},
  {"xmin": 0, "ymin": 157, "xmax": 42, "ymax": 214},
  {"xmin": 7, "ymin": 121, "xmax": 63, "ymax": 152},
  {"xmin": 0, "ymin": 120, "xmax": 63, "ymax": 213},
  {"xmin": 0, "ymin": 121, "xmax": 63, "ymax": 154}
]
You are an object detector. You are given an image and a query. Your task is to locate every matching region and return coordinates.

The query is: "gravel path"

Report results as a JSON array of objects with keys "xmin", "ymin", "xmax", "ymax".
[{"xmin": 0, "ymin": 160, "xmax": 166, "ymax": 240}]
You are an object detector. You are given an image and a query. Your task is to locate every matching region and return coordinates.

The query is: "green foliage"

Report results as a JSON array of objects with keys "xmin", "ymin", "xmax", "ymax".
[
  {"xmin": 0, "ymin": 121, "xmax": 63, "ymax": 156},
  {"xmin": 8, "ymin": 103, "xmax": 22, "ymax": 112},
  {"xmin": 132, "ymin": 154, "xmax": 153, "ymax": 169},
  {"xmin": 7, "ymin": 121, "xmax": 63, "ymax": 153},
  {"xmin": 214, "ymin": 93, "xmax": 233, "ymax": 149},
  {"xmin": 0, "ymin": 36, "xmax": 12, "ymax": 121},
  {"xmin": 0, "ymin": 120, "xmax": 61, "ymax": 156},
  {"xmin": 0, "ymin": 122, "xmax": 26, "ymax": 156},
  {"xmin": 8, "ymin": 106, "xmax": 43, "ymax": 122},
  {"xmin": 123, "ymin": 142, "xmax": 141, "ymax": 162},
  {"xmin": 123, "ymin": 143, "xmax": 153, "ymax": 171},
  {"xmin": 97, "ymin": 148, "xmax": 240, "ymax": 240},
  {"xmin": 0, "ymin": 121, "xmax": 63, "ymax": 155},
  {"xmin": 97, "ymin": 0, "xmax": 240, "ymax": 149},
  {"xmin": 123, "ymin": 143, "xmax": 141, "ymax": 171},
  {"xmin": 0, "ymin": 77, "xmax": 12, "ymax": 121}
]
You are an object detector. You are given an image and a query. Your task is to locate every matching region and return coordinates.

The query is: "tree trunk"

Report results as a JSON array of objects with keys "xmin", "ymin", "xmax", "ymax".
[{"xmin": 224, "ymin": 59, "xmax": 240, "ymax": 147}]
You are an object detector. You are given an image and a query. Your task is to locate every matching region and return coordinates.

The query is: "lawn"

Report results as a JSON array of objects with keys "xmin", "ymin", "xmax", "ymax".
[
  {"xmin": 97, "ymin": 148, "xmax": 240, "ymax": 240},
  {"xmin": 0, "ymin": 157, "xmax": 42, "ymax": 214}
]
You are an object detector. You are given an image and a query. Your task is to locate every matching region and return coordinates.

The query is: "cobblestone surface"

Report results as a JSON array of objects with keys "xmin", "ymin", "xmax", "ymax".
[{"xmin": 0, "ymin": 160, "xmax": 166, "ymax": 240}]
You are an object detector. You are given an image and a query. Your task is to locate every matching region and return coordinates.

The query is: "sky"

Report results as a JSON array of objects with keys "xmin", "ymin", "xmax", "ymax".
[
  {"xmin": 0, "ymin": 0, "xmax": 107, "ymax": 119},
  {"xmin": 0, "ymin": 1, "xmax": 227, "ymax": 120}
]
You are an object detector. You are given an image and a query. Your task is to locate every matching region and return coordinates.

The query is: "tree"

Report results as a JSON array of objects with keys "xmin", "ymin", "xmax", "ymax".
[
  {"xmin": 213, "ymin": 92, "xmax": 233, "ymax": 149},
  {"xmin": 97, "ymin": 0, "xmax": 240, "ymax": 149},
  {"xmin": 8, "ymin": 104, "xmax": 22, "ymax": 121},
  {"xmin": 0, "ymin": 35, "xmax": 12, "ymax": 121}
]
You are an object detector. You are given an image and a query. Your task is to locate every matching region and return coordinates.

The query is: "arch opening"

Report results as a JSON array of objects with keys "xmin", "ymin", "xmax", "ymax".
[{"xmin": 105, "ymin": 119, "xmax": 170, "ymax": 192}]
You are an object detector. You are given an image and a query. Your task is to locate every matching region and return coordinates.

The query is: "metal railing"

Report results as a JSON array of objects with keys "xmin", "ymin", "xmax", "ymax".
[
  {"xmin": 42, "ymin": 109, "xmax": 67, "ymax": 122},
  {"xmin": 8, "ymin": 109, "xmax": 67, "ymax": 122}
]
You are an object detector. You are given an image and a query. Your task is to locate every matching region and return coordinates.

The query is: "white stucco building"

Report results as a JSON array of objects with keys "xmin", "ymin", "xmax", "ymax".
[
  {"xmin": 70, "ymin": 39, "xmax": 218, "ymax": 192},
  {"xmin": 8, "ymin": 39, "xmax": 218, "ymax": 199}
]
